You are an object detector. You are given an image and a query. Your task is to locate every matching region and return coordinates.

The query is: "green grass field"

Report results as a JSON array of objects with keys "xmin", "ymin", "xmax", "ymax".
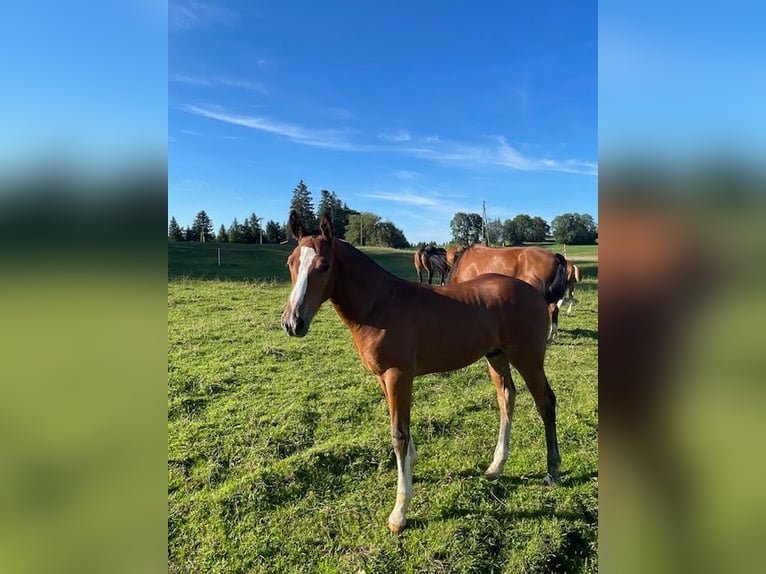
[{"xmin": 168, "ymin": 242, "xmax": 598, "ymax": 573}]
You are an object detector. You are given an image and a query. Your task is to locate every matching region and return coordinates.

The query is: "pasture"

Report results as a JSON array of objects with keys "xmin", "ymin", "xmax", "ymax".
[{"xmin": 168, "ymin": 242, "xmax": 598, "ymax": 573}]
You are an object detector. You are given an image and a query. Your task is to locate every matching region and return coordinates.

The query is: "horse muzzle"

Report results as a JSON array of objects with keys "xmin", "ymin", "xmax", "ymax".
[{"xmin": 281, "ymin": 310, "xmax": 308, "ymax": 337}]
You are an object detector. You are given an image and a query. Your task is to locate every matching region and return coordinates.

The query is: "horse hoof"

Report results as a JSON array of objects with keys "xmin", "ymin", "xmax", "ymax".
[
  {"xmin": 387, "ymin": 520, "xmax": 406, "ymax": 533},
  {"xmin": 484, "ymin": 469, "xmax": 502, "ymax": 480},
  {"xmin": 543, "ymin": 473, "xmax": 559, "ymax": 486}
]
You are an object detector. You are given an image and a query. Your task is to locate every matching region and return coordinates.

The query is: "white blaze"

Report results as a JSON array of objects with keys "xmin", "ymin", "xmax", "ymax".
[{"xmin": 288, "ymin": 246, "xmax": 317, "ymax": 311}]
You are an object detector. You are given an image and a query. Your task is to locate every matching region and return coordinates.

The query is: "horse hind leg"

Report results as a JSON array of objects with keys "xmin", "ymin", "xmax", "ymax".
[
  {"xmin": 515, "ymin": 360, "xmax": 561, "ymax": 485},
  {"xmin": 548, "ymin": 304, "xmax": 560, "ymax": 341},
  {"xmin": 484, "ymin": 352, "xmax": 517, "ymax": 480}
]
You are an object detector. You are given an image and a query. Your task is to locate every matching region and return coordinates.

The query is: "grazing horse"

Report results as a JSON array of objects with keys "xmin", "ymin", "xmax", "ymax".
[
  {"xmin": 448, "ymin": 245, "xmax": 568, "ymax": 340},
  {"xmin": 558, "ymin": 261, "xmax": 582, "ymax": 315},
  {"xmin": 281, "ymin": 212, "xmax": 561, "ymax": 532}
]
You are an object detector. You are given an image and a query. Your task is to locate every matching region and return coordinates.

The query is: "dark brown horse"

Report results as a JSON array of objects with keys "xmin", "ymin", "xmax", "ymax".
[
  {"xmin": 414, "ymin": 245, "xmax": 450, "ymax": 285},
  {"xmin": 448, "ymin": 245, "xmax": 568, "ymax": 340},
  {"xmin": 282, "ymin": 212, "xmax": 560, "ymax": 532}
]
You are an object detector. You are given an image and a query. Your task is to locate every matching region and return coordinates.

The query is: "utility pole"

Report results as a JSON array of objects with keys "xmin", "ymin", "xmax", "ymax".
[
  {"xmin": 360, "ymin": 216, "xmax": 363, "ymax": 246},
  {"xmin": 256, "ymin": 217, "xmax": 263, "ymax": 244},
  {"xmin": 482, "ymin": 200, "xmax": 488, "ymax": 246}
]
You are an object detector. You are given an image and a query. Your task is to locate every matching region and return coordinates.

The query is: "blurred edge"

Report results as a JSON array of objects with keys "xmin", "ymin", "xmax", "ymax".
[
  {"xmin": 599, "ymin": 0, "xmax": 766, "ymax": 566},
  {"xmin": 599, "ymin": 160, "xmax": 766, "ymax": 573},
  {"xmin": 0, "ymin": 2, "xmax": 167, "ymax": 573},
  {"xmin": 0, "ymin": 163, "xmax": 168, "ymax": 574}
]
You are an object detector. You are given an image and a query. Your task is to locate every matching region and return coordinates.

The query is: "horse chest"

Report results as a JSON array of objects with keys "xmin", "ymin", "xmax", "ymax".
[{"xmin": 352, "ymin": 329, "xmax": 413, "ymax": 375}]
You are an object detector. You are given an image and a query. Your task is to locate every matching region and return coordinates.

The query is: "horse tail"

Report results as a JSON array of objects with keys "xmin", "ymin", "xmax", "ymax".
[
  {"xmin": 545, "ymin": 253, "xmax": 568, "ymax": 305},
  {"xmin": 445, "ymin": 247, "xmax": 466, "ymax": 283}
]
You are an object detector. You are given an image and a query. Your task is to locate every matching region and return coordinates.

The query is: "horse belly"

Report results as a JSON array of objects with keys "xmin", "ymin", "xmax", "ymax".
[{"xmin": 414, "ymin": 331, "xmax": 495, "ymax": 375}]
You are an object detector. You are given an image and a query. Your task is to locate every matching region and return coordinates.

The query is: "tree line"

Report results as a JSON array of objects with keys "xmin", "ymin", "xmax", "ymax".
[
  {"xmin": 450, "ymin": 211, "xmax": 597, "ymax": 246},
  {"xmin": 169, "ymin": 180, "xmax": 596, "ymax": 248},
  {"xmin": 168, "ymin": 180, "xmax": 410, "ymax": 248}
]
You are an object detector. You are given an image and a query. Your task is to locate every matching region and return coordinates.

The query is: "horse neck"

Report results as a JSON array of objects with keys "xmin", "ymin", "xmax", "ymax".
[{"xmin": 329, "ymin": 240, "xmax": 399, "ymax": 328}]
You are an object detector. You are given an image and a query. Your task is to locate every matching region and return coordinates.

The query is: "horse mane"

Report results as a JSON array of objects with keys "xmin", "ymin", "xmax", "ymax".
[
  {"xmin": 445, "ymin": 244, "xmax": 473, "ymax": 283},
  {"xmin": 545, "ymin": 253, "xmax": 569, "ymax": 305},
  {"xmin": 333, "ymin": 237, "xmax": 405, "ymax": 282}
]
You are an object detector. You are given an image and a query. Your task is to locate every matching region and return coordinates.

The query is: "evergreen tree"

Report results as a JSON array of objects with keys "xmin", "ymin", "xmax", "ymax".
[
  {"xmin": 265, "ymin": 220, "xmax": 286, "ymax": 243},
  {"xmin": 216, "ymin": 224, "xmax": 229, "ymax": 242},
  {"xmin": 168, "ymin": 216, "xmax": 184, "ymax": 241},
  {"xmin": 316, "ymin": 189, "xmax": 347, "ymax": 239},
  {"xmin": 289, "ymin": 180, "xmax": 317, "ymax": 232},
  {"xmin": 191, "ymin": 210, "xmax": 214, "ymax": 242},
  {"xmin": 239, "ymin": 213, "xmax": 262, "ymax": 243},
  {"xmin": 376, "ymin": 221, "xmax": 409, "ymax": 248},
  {"xmin": 228, "ymin": 218, "xmax": 243, "ymax": 243}
]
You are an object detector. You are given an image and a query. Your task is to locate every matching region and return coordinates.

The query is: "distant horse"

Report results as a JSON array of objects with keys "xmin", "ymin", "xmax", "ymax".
[
  {"xmin": 557, "ymin": 261, "xmax": 582, "ymax": 315},
  {"xmin": 414, "ymin": 245, "xmax": 450, "ymax": 285},
  {"xmin": 413, "ymin": 246, "xmax": 426, "ymax": 282},
  {"xmin": 282, "ymin": 212, "xmax": 560, "ymax": 532},
  {"xmin": 448, "ymin": 245, "xmax": 569, "ymax": 340}
]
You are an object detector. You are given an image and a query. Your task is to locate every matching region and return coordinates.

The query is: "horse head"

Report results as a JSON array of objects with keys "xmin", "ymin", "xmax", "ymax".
[{"xmin": 281, "ymin": 211, "xmax": 336, "ymax": 337}]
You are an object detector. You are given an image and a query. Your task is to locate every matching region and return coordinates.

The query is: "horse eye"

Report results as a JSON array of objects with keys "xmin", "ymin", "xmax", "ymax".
[{"xmin": 319, "ymin": 263, "xmax": 330, "ymax": 273}]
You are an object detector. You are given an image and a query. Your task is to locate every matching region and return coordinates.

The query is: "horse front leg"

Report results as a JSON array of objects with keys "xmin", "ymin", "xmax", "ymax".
[{"xmin": 381, "ymin": 369, "xmax": 415, "ymax": 532}]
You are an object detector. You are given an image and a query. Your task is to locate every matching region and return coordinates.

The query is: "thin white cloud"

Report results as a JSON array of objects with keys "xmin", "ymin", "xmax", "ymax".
[
  {"xmin": 170, "ymin": 75, "xmax": 267, "ymax": 93},
  {"xmin": 378, "ymin": 129, "xmax": 411, "ymax": 142},
  {"xmin": 217, "ymin": 78, "xmax": 268, "ymax": 93},
  {"xmin": 181, "ymin": 104, "xmax": 596, "ymax": 174},
  {"xmin": 394, "ymin": 170, "xmax": 419, "ymax": 181},
  {"xmin": 400, "ymin": 136, "xmax": 597, "ymax": 176},
  {"xmin": 170, "ymin": 74, "xmax": 212, "ymax": 86},
  {"xmin": 320, "ymin": 106, "xmax": 354, "ymax": 120},
  {"xmin": 184, "ymin": 105, "xmax": 361, "ymax": 151},
  {"xmin": 169, "ymin": 1, "xmax": 237, "ymax": 32},
  {"xmin": 360, "ymin": 191, "xmax": 476, "ymax": 218},
  {"xmin": 361, "ymin": 191, "xmax": 439, "ymax": 207}
]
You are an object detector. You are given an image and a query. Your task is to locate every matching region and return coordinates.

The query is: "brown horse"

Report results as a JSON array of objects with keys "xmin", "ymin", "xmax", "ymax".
[
  {"xmin": 448, "ymin": 245, "xmax": 568, "ymax": 340},
  {"xmin": 446, "ymin": 245, "xmax": 464, "ymax": 267},
  {"xmin": 413, "ymin": 246, "xmax": 426, "ymax": 282},
  {"xmin": 558, "ymin": 261, "xmax": 582, "ymax": 315},
  {"xmin": 414, "ymin": 245, "xmax": 450, "ymax": 285},
  {"xmin": 282, "ymin": 212, "xmax": 560, "ymax": 532}
]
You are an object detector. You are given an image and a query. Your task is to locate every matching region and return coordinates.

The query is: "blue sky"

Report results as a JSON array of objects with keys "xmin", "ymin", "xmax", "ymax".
[
  {"xmin": 599, "ymin": 0, "xmax": 766, "ymax": 163},
  {"xmin": 169, "ymin": 1, "xmax": 597, "ymax": 244}
]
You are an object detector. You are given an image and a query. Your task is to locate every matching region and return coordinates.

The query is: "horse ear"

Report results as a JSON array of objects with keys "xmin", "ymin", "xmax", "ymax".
[
  {"xmin": 289, "ymin": 210, "xmax": 305, "ymax": 239},
  {"xmin": 320, "ymin": 213, "xmax": 334, "ymax": 240}
]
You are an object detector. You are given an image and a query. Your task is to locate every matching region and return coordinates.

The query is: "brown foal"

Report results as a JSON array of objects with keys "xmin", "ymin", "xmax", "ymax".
[{"xmin": 281, "ymin": 212, "xmax": 560, "ymax": 532}]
